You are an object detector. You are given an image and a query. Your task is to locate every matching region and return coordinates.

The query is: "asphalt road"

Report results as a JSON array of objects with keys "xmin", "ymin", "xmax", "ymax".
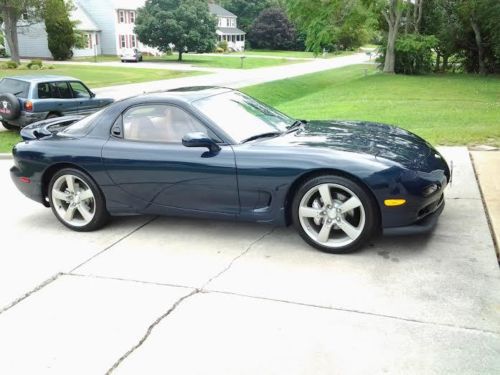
[{"xmin": 0, "ymin": 146, "xmax": 499, "ymax": 374}]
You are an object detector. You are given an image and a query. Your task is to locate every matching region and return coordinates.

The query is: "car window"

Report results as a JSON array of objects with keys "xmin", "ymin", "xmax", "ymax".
[
  {"xmin": 69, "ymin": 81, "xmax": 91, "ymax": 99},
  {"xmin": 0, "ymin": 78, "xmax": 30, "ymax": 98},
  {"xmin": 60, "ymin": 108, "xmax": 104, "ymax": 136},
  {"xmin": 37, "ymin": 83, "xmax": 52, "ymax": 99},
  {"xmin": 49, "ymin": 82, "xmax": 72, "ymax": 99},
  {"xmin": 123, "ymin": 104, "xmax": 207, "ymax": 143}
]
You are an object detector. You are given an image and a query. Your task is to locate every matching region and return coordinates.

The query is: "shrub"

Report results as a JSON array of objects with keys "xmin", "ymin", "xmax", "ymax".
[
  {"xmin": 217, "ymin": 40, "xmax": 228, "ymax": 52},
  {"xmin": 395, "ymin": 34, "xmax": 438, "ymax": 74},
  {"xmin": 215, "ymin": 47, "xmax": 224, "ymax": 53},
  {"xmin": 44, "ymin": 0, "xmax": 76, "ymax": 60},
  {"xmin": 17, "ymin": 64, "xmax": 30, "ymax": 70},
  {"xmin": 27, "ymin": 59, "xmax": 43, "ymax": 69},
  {"xmin": 4, "ymin": 61, "xmax": 18, "ymax": 69}
]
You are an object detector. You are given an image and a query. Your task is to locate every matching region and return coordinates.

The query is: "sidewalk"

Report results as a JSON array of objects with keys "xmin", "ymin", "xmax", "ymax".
[{"xmin": 471, "ymin": 150, "xmax": 500, "ymax": 258}]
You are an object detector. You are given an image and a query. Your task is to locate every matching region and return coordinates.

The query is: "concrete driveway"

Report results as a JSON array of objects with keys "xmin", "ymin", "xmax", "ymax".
[{"xmin": 0, "ymin": 147, "xmax": 499, "ymax": 374}]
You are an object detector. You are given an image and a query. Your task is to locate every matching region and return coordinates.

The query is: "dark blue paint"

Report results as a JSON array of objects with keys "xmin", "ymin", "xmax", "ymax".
[{"xmin": 10, "ymin": 88, "xmax": 450, "ymax": 233}]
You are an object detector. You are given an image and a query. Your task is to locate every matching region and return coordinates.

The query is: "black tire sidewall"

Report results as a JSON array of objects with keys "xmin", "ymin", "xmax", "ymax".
[
  {"xmin": 1, "ymin": 121, "xmax": 19, "ymax": 130},
  {"xmin": 48, "ymin": 168, "xmax": 109, "ymax": 232},
  {"xmin": 0, "ymin": 93, "xmax": 21, "ymax": 121},
  {"xmin": 292, "ymin": 175, "xmax": 377, "ymax": 254}
]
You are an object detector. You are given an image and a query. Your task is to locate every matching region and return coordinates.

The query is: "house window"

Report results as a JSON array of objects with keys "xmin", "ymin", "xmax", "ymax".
[
  {"xmin": 129, "ymin": 11, "xmax": 135, "ymax": 23},
  {"xmin": 131, "ymin": 35, "xmax": 136, "ymax": 48},
  {"xmin": 230, "ymin": 18, "xmax": 236, "ymax": 27},
  {"xmin": 118, "ymin": 10, "xmax": 125, "ymax": 23},
  {"xmin": 120, "ymin": 35, "xmax": 126, "ymax": 48},
  {"xmin": 95, "ymin": 34, "xmax": 99, "ymax": 45}
]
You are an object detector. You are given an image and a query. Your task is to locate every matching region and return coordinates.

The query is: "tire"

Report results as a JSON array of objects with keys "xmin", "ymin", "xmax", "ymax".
[
  {"xmin": 46, "ymin": 113, "xmax": 60, "ymax": 119},
  {"xmin": 0, "ymin": 93, "xmax": 21, "ymax": 121},
  {"xmin": 292, "ymin": 175, "xmax": 377, "ymax": 254},
  {"xmin": 1, "ymin": 121, "xmax": 19, "ymax": 131},
  {"xmin": 48, "ymin": 168, "xmax": 109, "ymax": 232}
]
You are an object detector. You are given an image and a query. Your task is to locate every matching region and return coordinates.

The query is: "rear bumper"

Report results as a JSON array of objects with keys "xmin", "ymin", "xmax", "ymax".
[
  {"xmin": 10, "ymin": 165, "xmax": 44, "ymax": 204},
  {"xmin": 4, "ymin": 112, "xmax": 48, "ymax": 128},
  {"xmin": 383, "ymin": 198, "xmax": 445, "ymax": 236}
]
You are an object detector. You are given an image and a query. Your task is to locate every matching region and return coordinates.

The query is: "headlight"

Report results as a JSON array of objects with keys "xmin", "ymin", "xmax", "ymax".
[{"xmin": 422, "ymin": 183, "xmax": 439, "ymax": 197}]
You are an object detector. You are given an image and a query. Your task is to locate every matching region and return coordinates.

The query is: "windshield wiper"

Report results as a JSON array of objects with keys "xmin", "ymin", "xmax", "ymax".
[
  {"xmin": 241, "ymin": 132, "xmax": 281, "ymax": 143},
  {"xmin": 287, "ymin": 119, "xmax": 307, "ymax": 132}
]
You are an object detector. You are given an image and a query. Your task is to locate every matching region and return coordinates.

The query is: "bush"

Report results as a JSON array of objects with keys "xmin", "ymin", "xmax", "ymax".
[
  {"xmin": 215, "ymin": 47, "xmax": 224, "ymax": 53},
  {"xmin": 217, "ymin": 40, "xmax": 228, "ymax": 52},
  {"xmin": 16, "ymin": 64, "xmax": 29, "ymax": 70},
  {"xmin": 3, "ymin": 61, "xmax": 18, "ymax": 69},
  {"xmin": 27, "ymin": 59, "xmax": 43, "ymax": 69},
  {"xmin": 394, "ymin": 34, "xmax": 438, "ymax": 75},
  {"xmin": 45, "ymin": 0, "xmax": 76, "ymax": 60}
]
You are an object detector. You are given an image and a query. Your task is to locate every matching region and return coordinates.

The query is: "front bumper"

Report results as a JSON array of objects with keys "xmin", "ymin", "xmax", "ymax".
[{"xmin": 383, "ymin": 197, "xmax": 445, "ymax": 236}]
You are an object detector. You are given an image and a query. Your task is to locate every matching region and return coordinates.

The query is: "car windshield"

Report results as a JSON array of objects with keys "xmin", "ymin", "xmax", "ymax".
[
  {"xmin": 0, "ymin": 78, "xmax": 30, "ymax": 98},
  {"xmin": 192, "ymin": 91, "xmax": 295, "ymax": 143},
  {"xmin": 60, "ymin": 109, "xmax": 104, "ymax": 136}
]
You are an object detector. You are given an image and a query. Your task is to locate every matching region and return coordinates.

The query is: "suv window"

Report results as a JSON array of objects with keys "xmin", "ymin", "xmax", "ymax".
[
  {"xmin": 49, "ymin": 82, "xmax": 72, "ymax": 99},
  {"xmin": 69, "ymin": 81, "xmax": 91, "ymax": 99},
  {"xmin": 0, "ymin": 78, "xmax": 30, "ymax": 98},
  {"xmin": 123, "ymin": 104, "xmax": 207, "ymax": 143}
]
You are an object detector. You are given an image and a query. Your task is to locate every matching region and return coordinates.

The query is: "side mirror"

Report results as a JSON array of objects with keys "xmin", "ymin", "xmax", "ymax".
[
  {"xmin": 182, "ymin": 132, "xmax": 221, "ymax": 152},
  {"xmin": 90, "ymin": 91, "xmax": 96, "ymax": 98}
]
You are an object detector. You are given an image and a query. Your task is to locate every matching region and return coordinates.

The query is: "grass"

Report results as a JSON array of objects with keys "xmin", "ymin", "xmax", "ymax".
[
  {"xmin": 0, "ymin": 65, "xmax": 203, "ymax": 88},
  {"xmin": 243, "ymin": 64, "xmax": 500, "ymax": 146},
  {"xmin": 144, "ymin": 54, "xmax": 300, "ymax": 69},
  {"xmin": 243, "ymin": 49, "xmax": 357, "ymax": 59},
  {"xmin": 0, "ymin": 131, "xmax": 21, "ymax": 153}
]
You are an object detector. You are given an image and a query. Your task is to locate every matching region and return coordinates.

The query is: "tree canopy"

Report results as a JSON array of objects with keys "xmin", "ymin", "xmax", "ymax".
[
  {"xmin": 135, "ymin": 0, "xmax": 217, "ymax": 61},
  {"xmin": 44, "ymin": 0, "xmax": 76, "ymax": 60},
  {"xmin": 218, "ymin": 0, "xmax": 278, "ymax": 33},
  {"xmin": 248, "ymin": 7, "xmax": 297, "ymax": 50}
]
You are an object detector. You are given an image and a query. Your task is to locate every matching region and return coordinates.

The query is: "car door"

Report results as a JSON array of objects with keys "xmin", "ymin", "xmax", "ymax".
[
  {"xmin": 39, "ymin": 81, "xmax": 80, "ymax": 115},
  {"xmin": 68, "ymin": 81, "xmax": 104, "ymax": 116},
  {"xmin": 102, "ymin": 103, "xmax": 239, "ymax": 217}
]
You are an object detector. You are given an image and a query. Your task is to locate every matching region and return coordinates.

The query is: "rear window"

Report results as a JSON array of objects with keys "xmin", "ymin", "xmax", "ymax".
[
  {"xmin": 0, "ymin": 78, "xmax": 30, "ymax": 98},
  {"xmin": 60, "ymin": 108, "xmax": 104, "ymax": 137}
]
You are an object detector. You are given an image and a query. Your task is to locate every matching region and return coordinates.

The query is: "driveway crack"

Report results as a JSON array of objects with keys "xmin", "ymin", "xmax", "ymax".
[
  {"xmin": 201, "ymin": 227, "xmax": 277, "ymax": 289},
  {"xmin": 106, "ymin": 289, "xmax": 199, "ymax": 374}
]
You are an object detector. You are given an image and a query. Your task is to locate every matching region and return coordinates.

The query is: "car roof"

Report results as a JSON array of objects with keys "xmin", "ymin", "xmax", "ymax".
[
  {"xmin": 121, "ymin": 86, "xmax": 235, "ymax": 105},
  {"xmin": 2, "ymin": 75, "xmax": 79, "ymax": 83}
]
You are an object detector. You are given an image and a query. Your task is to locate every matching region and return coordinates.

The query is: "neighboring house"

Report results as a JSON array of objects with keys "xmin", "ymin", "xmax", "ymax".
[
  {"xmin": 209, "ymin": 3, "xmax": 246, "ymax": 52},
  {"xmin": 5, "ymin": 1, "xmax": 245, "ymax": 58}
]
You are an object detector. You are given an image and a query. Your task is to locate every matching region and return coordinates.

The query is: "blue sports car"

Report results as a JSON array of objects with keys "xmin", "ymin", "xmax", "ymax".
[{"xmin": 10, "ymin": 87, "xmax": 451, "ymax": 253}]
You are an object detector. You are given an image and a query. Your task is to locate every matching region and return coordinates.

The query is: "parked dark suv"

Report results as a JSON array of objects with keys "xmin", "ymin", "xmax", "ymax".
[{"xmin": 0, "ymin": 75, "xmax": 114, "ymax": 130}]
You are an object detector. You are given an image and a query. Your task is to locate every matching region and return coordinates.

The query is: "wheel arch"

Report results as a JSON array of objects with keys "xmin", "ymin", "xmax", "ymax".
[
  {"xmin": 41, "ymin": 163, "xmax": 99, "ymax": 207},
  {"xmin": 283, "ymin": 168, "xmax": 381, "ymax": 230},
  {"xmin": 46, "ymin": 111, "xmax": 62, "ymax": 119}
]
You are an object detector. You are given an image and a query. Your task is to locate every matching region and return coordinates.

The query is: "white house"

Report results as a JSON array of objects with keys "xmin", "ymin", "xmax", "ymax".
[
  {"xmin": 6, "ymin": 1, "xmax": 244, "ymax": 58},
  {"xmin": 209, "ymin": 3, "xmax": 246, "ymax": 52}
]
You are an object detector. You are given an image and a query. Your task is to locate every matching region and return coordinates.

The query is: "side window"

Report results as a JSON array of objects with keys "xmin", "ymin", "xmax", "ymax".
[
  {"xmin": 37, "ymin": 83, "xmax": 51, "ymax": 99},
  {"xmin": 49, "ymin": 82, "xmax": 72, "ymax": 99},
  {"xmin": 69, "ymin": 81, "xmax": 91, "ymax": 99},
  {"xmin": 123, "ymin": 104, "xmax": 208, "ymax": 143}
]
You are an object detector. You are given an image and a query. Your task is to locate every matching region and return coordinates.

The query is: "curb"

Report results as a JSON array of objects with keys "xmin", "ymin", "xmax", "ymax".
[{"xmin": 0, "ymin": 153, "xmax": 12, "ymax": 160}]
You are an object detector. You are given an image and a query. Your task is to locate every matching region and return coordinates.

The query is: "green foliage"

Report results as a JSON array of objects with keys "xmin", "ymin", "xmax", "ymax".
[
  {"xmin": 27, "ymin": 59, "xmax": 43, "ymax": 69},
  {"xmin": 218, "ymin": 40, "xmax": 229, "ymax": 52},
  {"xmin": 135, "ymin": 0, "xmax": 217, "ymax": 61},
  {"xmin": 218, "ymin": 0, "xmax": 277, "ymax": 33},
  {"xmin": 44, "ymin": 0, "xmax": 77, "ymax": 60},
  {"xmin": 394, "ymin": 34, "xmax": 438, "ymax": 74},
  {"xmin": 249, "ymin": 7, "xmax": 297, "ymax": 50},
  {"xmin": 286, "ymin": 0, "xmax": 374, "ymax": 54},
  {"xmin": 3, "ymin": 61, "xmax": 19, "ymax": 69}
]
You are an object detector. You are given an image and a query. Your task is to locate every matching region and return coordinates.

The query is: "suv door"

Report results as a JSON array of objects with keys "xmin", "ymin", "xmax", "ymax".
[
  {"xmin": 37, "ymin": 81, "xmax": 80, "ymax": 116},
  {"xmin": 68, "ymin": 81, "xmax": 103, "ymax": 116},
  {"xmin": 102, "ymin": 103, "xmax": 239, "ymax": 217}
]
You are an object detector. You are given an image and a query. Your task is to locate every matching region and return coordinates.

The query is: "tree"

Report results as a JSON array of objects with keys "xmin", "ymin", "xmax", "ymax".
[
  {"xmin": 218, "ymin": 0, "xmax": 276, "ymax": 33},
  {"xmin": 380, "ymin": 0, "xmax": 403, "ymax": 73},
  {"xmin": 248, "ymin": 7, "xmax": 296, "ymax": 50},
  {"xmin": 135, "ymin": 0, "xmax": 217, "ymax": 61},
  {"xmin": 44, "ymin": 0, "xmax": 76, "ymax": 60},
  {"xmin": 287, "ymin": 0, "xmax": 373, "ymax": 55},
  {"xmin": 1, "ymin": 0, "xmax": 43, "ymax": 63}
]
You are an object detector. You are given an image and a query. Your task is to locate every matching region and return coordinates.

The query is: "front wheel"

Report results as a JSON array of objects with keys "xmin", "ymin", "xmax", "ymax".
[
  {"xmin": 48, "ymin": 168, "xmax": 109, "ymax": 231},
  {"xmin": 292, "ymin": 175, "xmax": 377, "ymax": 254}
]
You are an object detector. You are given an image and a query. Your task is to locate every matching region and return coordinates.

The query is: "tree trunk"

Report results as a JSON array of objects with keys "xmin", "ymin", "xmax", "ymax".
[
  {"xmin": 178, "ymin": 50, "xmax": 183, "ymax": 61},
  {"xmin": 442, "ymin": 54, "xmax": 449, "ymax": 72},
  {"xmin": 384, "ymin": 25, "xmax": 397, "ymax": 73},
  {"xmin": 3, "ymin": 9, "xmax": 21, "ymax": 63},
  {"xmin": 470, "ymin": 18, "xmax": 486, "ymax": 74},
  {"xmin": 414, "ymin": 0, "xmax": 424, "ymax": 34}
]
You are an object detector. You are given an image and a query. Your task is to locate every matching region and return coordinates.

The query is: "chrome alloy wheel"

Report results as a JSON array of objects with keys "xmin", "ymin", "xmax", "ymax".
[
  {"xmin": 298, "ymin": 183, "xmax": 365, "ymax": 248},
  {"xmin": 51, "ymin": 174, "xmax": 96, "ymax": 227}
]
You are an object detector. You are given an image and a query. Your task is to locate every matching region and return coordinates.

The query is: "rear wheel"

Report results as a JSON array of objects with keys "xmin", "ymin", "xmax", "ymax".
[
  {"xmin": 48, "ymin": 168, "xmax": 109, "ymax": 231},
  {"xmin": 292, "ymin": 175, "xmax": 376, "ymax": 253},
  {"xmin": 46, "ymin": 113, "xmax": 60, "ymax": 119},
  {"xmin": 1, "ymin": 121, "xmax": 18, "ymax": 131}
]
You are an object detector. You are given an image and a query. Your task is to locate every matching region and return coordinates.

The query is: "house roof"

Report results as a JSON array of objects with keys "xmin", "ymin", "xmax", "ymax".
[
  {"xmin": 73, "ymin": 1, "xmax": 100, "ymax": 31},
  {"xmin": 216, "ymin": 27, "xmax": 246, "ymax": 35},
  {"xmin": 209, "ymin": 4, "xmax": 236, "ymax": 18},
  {"xmin": 109, "ymin": 0, "xmax": 146, "ymax": 10}
]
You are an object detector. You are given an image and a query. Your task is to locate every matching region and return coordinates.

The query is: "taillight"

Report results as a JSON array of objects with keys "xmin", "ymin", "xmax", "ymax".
[
  {"xmin": 19, "ymin": 177, "xmax": 31, "ymax": 184},
  {"xmin": 24, "ymin": 101, "xmax": 33, "ymax": 112}
]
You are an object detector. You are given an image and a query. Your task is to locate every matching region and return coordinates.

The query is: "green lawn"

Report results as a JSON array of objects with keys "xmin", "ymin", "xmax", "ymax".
[
  {"xmin": 243, "ymin": 65, "xmax": 500, "ymax": 146},
  {"xmin": 144, "ymin": 54, "xmax": 300, "ymax": 69},
  {"xmin": 243, "ymin": 49, "xmax": 356, "ymax": 59},
  {"xmin": 0, "ymin": 131, "xmax": 20, "ymax": 153},
  {"xmin": 0, "ymin": 65, "xmax": 203, "ymax": 88}
]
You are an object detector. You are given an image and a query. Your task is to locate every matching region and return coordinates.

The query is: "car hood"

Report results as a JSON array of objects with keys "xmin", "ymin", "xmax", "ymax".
[{"xmin": 261, "ymin": 120, "xmax": 435, "ymax": 168}]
